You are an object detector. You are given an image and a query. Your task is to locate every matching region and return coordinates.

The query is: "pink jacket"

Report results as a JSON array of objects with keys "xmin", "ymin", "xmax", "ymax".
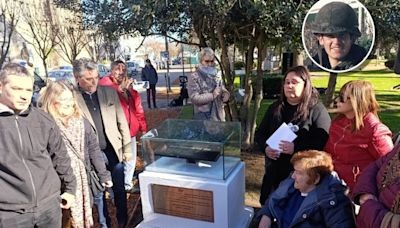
[
  {"xmin": 324, "ymin": 112, "xmax": 393, "ymax": 192},
  {"xmin": 99, "ymin": 76, "xmax": 147, "ymax": 137}
]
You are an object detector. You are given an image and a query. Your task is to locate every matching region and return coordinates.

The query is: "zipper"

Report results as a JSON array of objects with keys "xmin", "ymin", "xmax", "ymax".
[
  {"xmin": 333, "ymin": 123, "xmax": 351, "ymax": 157},
  {"xmin": 15, "ymin": 116, "xmax": 37, "ymax": 207}
]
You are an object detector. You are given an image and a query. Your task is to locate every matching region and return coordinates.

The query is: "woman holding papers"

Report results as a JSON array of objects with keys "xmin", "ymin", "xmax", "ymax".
[
  {"xmin": 324, "ymin": 80, "xmax": 393, "ymax": 193},
  {"xmin": 255, "ymin": 66, "xmax": 331, "ymax": 205}
]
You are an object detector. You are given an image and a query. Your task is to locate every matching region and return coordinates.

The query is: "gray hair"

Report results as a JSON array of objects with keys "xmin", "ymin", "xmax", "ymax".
[
  {"xmin": 199, "ymin": 47, "xmax": 215, "ymax": 62},
  {"xmin": 72, "ymin": 58, "xmax": 98, "ymax": 78},
  {"xmin": 0, "ymin": 63, "xmax": 31, "ymax": 84}
]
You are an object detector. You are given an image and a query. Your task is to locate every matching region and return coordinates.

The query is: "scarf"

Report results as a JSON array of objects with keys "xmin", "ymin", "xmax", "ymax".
[{"xmin": 57, "ymin": 117, "xmax": 93, "ymax": 228}]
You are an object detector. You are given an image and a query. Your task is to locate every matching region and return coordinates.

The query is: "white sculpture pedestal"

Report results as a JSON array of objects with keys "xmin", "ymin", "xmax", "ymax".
[{"xmin": 136, "ymin": 161, "xmax": 253, "ymax": 228}]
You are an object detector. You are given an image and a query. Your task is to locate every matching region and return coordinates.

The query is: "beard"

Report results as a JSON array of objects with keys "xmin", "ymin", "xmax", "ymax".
[{"xmin": 199, "ymin": 65, "xmax": 218, "ymax": 77}]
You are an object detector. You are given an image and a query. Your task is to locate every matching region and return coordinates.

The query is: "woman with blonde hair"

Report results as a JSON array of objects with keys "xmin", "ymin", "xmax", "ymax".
[
  {"xmin": 324, "ymin": 80, "xmax": 393, "ymax": 193},
  {"xmin": 39, "ymin": 81, "xmax": 113, "ymax": 227}
]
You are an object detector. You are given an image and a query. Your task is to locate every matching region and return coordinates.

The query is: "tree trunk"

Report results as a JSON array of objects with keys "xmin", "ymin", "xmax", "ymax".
[
  {"xmin": 394, "ymin": 41, "xmax": 400, "ymax": 74},
  {"xmin": 240, "ymin": 36, "xmax": 256, "ymax": 149},
  {"xmin": 249, "ymin": 31, "xmax": 266, "ymax": 146},
  {"xmin": 216, "ymin": 23, "xmax": 239, "ymax": 121},
  {"xmin": 324, "ymin": 72, "xmax": 338, "ymax": 108}
]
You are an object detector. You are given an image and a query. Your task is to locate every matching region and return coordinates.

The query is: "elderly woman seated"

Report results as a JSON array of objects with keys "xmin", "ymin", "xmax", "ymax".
[{"xmin": 258, "ymin": 150, "xmax": 356, "ymax": 228}]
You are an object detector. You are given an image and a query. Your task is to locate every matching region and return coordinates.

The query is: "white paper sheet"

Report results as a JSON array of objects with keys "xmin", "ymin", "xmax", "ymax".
[{"xmin": 266, "ymin": 122, "xmax": 298, "ymax": 151}]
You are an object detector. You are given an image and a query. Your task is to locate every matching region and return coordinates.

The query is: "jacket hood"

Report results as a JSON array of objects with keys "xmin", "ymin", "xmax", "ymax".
[{"xmin": 0, "ymin": 103, "xmax": 31, "ymax": 116}]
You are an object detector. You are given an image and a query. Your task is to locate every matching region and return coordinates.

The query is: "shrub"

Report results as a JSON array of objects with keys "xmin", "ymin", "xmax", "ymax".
[
  {"xmin": 234, "ymin": 61, "xmax": 245, "ymax": 70},
  {"xmin": 262, "ymin": 74, "xmax": 283, "ymax": 98},
  {"xmin": 385, "ymin": 59, "xmax": 395, "ymax": 70}
]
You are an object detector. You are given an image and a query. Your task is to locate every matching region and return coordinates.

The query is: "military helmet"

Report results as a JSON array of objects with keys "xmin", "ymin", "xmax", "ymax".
[{"xmin": 311, "ymin": 2, "xmax": 361, "ymax": 37}]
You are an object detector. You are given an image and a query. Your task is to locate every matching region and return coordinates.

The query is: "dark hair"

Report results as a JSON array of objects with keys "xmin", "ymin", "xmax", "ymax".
[
  {"xmin": 111, "ymin": 60, "xmax": 125, "ymax": 70},
  {"xmin": 275, "ymin": 66, "xmax": 319, "ymax": 122}
]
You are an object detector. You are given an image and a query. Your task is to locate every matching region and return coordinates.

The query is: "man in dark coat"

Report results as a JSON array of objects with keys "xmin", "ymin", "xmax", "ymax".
[
  {"xmin": 311, "ymin": 2, "xmax": 367, "ymax": 71},
  {"xmin": 0, "ymin": 63, "xmax": 76, "ymax": 227}
]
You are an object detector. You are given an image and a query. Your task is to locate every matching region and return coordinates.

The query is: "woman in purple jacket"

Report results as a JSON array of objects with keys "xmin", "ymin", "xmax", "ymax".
[{"xmin": 352, "ymin": 145, "xmax": 400, "ymax": 228}]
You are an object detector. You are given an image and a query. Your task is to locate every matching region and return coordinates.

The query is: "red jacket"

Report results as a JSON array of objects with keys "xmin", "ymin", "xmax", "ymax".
[
  {"xmin": 99, "ymin": 76, "xmax": 147, "ymax": 137},
  {"xmin": 324, "ymin": 112, "xmax": 393, "ymax": 192}
]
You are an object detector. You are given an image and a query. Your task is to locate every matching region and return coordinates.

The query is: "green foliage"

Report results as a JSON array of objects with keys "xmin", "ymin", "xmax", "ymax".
[
  {"xmin": 262, "ymin": 74, "xmax": 283, "ymax": 98},
  {"xmin": 234, "ymin": 61, "xmax": 245, "ymax": 70},
  {"xmin": 385, "ymin": 59, "xmax": 395, "ymax": 70}
]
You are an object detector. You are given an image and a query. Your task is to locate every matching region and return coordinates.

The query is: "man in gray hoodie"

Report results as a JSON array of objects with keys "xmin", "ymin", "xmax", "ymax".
[{"xmin": 0, "ymin": 63, "xmax": 76, "ymax": 227}]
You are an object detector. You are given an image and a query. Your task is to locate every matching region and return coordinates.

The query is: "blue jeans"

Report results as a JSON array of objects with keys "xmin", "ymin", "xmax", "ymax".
[
  {"xmin": 94, "ymin": 150, "xmax": 127, "ymax": 228},
  {"xmin": 124, "ymin": 137, "xmax": 137, "ymax": 190},
  {"xmin": 0, "ymin": 198, "xmax": 61, "ymax": 228}
]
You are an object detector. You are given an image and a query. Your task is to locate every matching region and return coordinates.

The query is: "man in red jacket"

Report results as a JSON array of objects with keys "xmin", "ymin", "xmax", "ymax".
[{"xmin": 99, "ymin": 60, "xmax": 148, "ymax": 192}]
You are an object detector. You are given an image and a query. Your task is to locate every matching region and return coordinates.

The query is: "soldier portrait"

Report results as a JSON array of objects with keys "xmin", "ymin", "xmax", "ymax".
[{"xmin": 302, "ymin": 0, "xmax": 375, "ymax": 73}]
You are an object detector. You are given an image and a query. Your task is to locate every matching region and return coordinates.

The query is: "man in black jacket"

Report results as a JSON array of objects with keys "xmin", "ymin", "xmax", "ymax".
[{"xmin": 0, "ymin": 63, "xmax": 76, "ymax": 227}]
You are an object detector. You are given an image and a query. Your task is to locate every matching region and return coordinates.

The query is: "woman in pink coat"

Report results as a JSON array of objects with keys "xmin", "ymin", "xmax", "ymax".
[{"xmin": 324, "ymin": 80, "xmax": 393, "ymax": 193}]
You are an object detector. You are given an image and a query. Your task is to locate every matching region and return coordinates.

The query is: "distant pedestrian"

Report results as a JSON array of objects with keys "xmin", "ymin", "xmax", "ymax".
[
  {"xmin": 141, "ymin": 59, "xmax": 158, "ymax": 108},
  {"xmin": 0, "ymin": 63, "xmax": 76, "ymax": 227},
  {"xmin": 99, "ymin": 60, "xmax": 148, "ymax": 193},
  {"xmin": 187, "ymin": 47, "xmax": 230, "ymax": 121}
]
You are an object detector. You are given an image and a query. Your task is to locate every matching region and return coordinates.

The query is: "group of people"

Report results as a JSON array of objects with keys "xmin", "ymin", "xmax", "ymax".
[
  {"xmin": 255, "ymin": 65, "xmax": 398, "ymax": 227},
  {"xmin": 0, "ymin": 43, "xmax": 398, "ymax": 228},
  {"xmin": 0, "ymin": 58, "xmax": 148, "ymax": 228}
]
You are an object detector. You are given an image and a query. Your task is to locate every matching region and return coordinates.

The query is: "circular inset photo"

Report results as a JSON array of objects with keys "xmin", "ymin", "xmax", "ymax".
[{"xmin": 302, "ymin": 0, "xmax": 375, "ymax": 73}]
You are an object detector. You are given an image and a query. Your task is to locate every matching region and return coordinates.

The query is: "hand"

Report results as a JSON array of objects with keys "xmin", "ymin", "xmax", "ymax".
[
  {"xmin": 265, "ymin": 146, "xmax": 280, "ymax": 160},
  {"xmin": 359, "ymin": 193, "xmax": 377, "ymax": 205},
  {"xmin": 123, "ymin": 152, "xmax": 132, "ymax": 161},
  {"xmin": 258, "ymin": 215, "xmax": 272, "ymax": 228},
  {"xmin": 221, "ymin": 88, "xmax": 230, "ymax": 102},
  {"xmin": 213, "ymin": 87, "xmax": 222, "ymax": 98},
  {"xmin": 60, "ymin": 192, "xmax": 75, "ymax": 209},
  {"xmin": 279, "ymin": 141, "xmax": 294, "ymax": 155},
  {"xmin": 102, "ymin": 180, "xmax": 113, "ymax": 188}
]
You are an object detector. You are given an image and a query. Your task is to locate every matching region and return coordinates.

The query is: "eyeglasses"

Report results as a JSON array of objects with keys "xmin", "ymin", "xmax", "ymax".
[{"xmin": 204, "ymin": 60, "xmax": 214, "ymax": 63}]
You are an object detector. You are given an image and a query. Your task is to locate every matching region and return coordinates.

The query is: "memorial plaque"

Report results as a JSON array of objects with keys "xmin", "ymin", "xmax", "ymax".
[{"xmin": 151, "ymin": 184, "xmax": 214, "ymax": 222}]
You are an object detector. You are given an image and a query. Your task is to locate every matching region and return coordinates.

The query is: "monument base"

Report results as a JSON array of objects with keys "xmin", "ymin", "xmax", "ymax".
[{"xmin": 137, "ymin": 162, "xmax": 253, "ymax": 228}]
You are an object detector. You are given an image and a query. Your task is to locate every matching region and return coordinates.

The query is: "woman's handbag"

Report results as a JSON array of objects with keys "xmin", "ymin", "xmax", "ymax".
[
  {"xmin": 86, "ymin": 167, "xmax": 105, "ymax": 196},
  {"xmin": 62, "ymin": 135, "xmax": 105, "ymax": 196}
]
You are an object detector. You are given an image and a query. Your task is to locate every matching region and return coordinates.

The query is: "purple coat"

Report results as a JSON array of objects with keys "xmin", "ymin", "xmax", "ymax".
[{"xmin": 352, "ymin": 145, "xmax": 400, "ymax": 228}]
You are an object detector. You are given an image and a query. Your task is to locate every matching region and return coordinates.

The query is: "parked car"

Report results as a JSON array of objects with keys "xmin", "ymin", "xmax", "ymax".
[
  {"xmin": 98, "ymin": 64, "xmax": 110, "ymax": 78},
  {"xmin": 47, "ymin": 69, "xmax": 75, "ymax": 86},
  {"xmin": 126, "ymin": 61, "xmax": 140, "ymax": 77},
  {"xmin": 57, "ymin": 65, "xmax": 73, "ymax": 71}
]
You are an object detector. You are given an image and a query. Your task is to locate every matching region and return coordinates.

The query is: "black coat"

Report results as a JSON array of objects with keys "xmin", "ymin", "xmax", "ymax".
[
  {"xmin": 313, "ymin": 44, "xmax": 367, "ymax": 71},
  {"xmin": 0, "ymin": 107, "xmax": 76, "ymax": 212},
  {"xmin": 255, "ymin": 101, "xmax": 331, "ymax": 204}
]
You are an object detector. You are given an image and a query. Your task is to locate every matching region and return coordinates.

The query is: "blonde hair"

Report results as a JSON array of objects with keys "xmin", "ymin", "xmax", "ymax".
[
  {"xmin": 338, "ymin": 80, "xmax": 379, "ymax": 131},
  {"xmin": 291, "ymin": 150, "xmax": 334, "ymax": 185},
  {"xmin": 38, "ymin": 81, "xmax": 82, "ymax": 126}
]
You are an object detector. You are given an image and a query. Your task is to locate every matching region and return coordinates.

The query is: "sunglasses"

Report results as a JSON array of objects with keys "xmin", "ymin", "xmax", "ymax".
[
  {"xmin": 204, "ymin": 60, "xmax": 214, "ymax": 63},
  {"xmin": 335, "ymin": 94, "xmax": 349, "ymax": 103}
]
